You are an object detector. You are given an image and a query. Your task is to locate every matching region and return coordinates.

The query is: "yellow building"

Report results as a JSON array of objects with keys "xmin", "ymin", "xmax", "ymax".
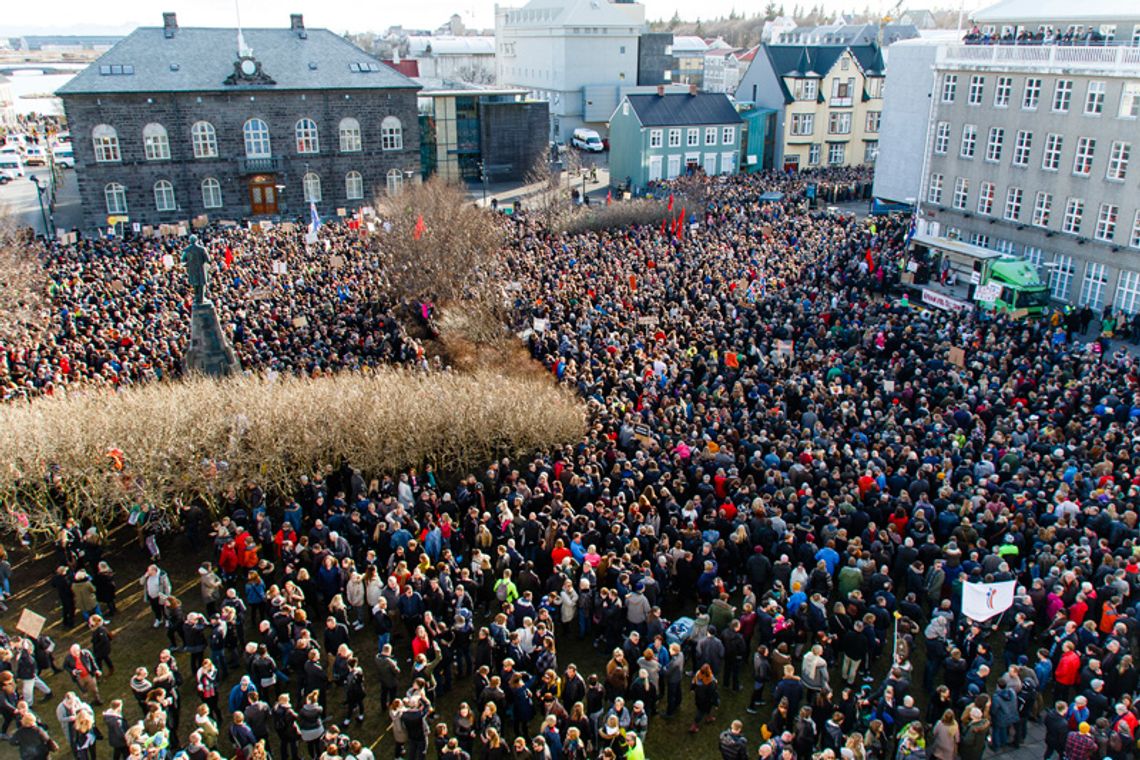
[{"xmin": 735, "ymin": 43, "xmax": 885, "ymax": 170}]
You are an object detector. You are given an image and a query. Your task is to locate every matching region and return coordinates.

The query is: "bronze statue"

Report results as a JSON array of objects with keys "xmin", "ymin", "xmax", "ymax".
[{"xmin": 181, "ymin": 235, "xmax": 209, "ymax": 304}]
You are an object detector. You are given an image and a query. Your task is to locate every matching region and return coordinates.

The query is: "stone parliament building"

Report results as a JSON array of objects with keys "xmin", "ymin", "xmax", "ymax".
[{"xmin": 58, "ymin": 13, "xmax": 421, "ymax": 228}]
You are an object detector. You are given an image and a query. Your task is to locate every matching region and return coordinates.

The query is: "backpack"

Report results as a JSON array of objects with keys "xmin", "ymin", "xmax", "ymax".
[{"xmin": 495, "ymin": 580, "xmax": 509, "ymax": 602}]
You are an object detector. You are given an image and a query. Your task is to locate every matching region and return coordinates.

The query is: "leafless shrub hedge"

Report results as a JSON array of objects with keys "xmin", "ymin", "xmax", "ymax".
[
  {"xmin": 557, "ymin": 199, "xmax": 677, "ymax": 235},
  {"xmin": 0, "ymin": 369, "xmax": 586, "ymax": 533},
  {"xmin": 0, "ymin": 212, "xmax": 50, "ymax": 343}
]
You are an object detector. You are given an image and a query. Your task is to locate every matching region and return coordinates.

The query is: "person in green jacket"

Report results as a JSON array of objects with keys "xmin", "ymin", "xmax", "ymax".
[
  {"xmin": 837, "ymin": 558, "xmax": 863, "ymax": 598},
  {"xmin": 624, "ymin": 730, "xmax": 646, "ymax": 760},
  {"xmin": 493, "ymin": 569, "xmax": 519, "ymax": 605}
]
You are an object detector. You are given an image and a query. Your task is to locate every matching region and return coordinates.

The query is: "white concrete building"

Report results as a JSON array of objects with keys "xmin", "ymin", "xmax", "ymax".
[
  {"xmin": 407, "ymin": 36, "xmax": 496, "ymax": 83},
  {"xmin": 495, "ymin": 0, "xmax": 646, "ymax": 141}
]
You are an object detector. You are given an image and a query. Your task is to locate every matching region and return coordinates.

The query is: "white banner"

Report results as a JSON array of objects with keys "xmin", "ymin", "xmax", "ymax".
[{"xmin": 962, "ymin": 580, "xmax": 1016, "ymax": 622}]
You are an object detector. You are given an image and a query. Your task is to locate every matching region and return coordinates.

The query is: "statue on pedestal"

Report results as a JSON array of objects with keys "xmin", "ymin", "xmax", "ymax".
[{"xmin": 181, "ymin": 235, "xmax": 240, "ymax": 378}]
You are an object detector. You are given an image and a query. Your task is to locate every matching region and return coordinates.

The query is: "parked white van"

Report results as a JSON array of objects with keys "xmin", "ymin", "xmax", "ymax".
[
  {"xmin": 0, "ymin": 151, "xmax": 25, "ymax": 181},
  {"xmin": 571, "ymin": 128, "xmax": 604, "ymax": 152}
]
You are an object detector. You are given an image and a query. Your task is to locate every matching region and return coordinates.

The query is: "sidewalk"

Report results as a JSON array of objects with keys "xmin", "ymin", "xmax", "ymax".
[{"xmin": 466, "ymin": 166, "xmax": 612, "ymax": 209}]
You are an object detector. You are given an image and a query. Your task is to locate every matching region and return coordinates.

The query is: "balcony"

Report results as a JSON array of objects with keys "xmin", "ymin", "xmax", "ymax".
[
  {"xmin": 937, "ymin": 44, "xmax": 1140, "ymax": 74},
  {"xmin": 237, "ymin": 156, "xmax": 283, "ymax": 174}
]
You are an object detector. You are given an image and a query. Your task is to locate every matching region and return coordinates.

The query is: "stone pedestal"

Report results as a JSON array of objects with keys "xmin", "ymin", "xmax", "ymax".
[{"xmin": 185, "ymin": 300, "xmax": 240, "ymax": 378}]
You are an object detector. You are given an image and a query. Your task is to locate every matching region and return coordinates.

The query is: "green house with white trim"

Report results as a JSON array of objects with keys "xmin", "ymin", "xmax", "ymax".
[{"xmin": 608, "ymin": 89, "xmax": 744, "ymax": 192}]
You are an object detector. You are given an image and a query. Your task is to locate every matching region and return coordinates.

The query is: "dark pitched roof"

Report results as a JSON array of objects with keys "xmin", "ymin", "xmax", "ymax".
[
  {"xmin": 764, "ymin": 43, "xmax": 884, "ymax": 78},
  {"xmin": 624, "ymin": 92, "xmax": 743, "ymax": 127},
  {"xmin": 58, "ymin": 26, "xmax": 418, "ymax": 95}
]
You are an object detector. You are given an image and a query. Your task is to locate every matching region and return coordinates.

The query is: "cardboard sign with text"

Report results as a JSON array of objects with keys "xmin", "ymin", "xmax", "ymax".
[
  {"xmin": 948, "ymin": 347, "xmax": 966, "ymax": 368},
  {"xmin": 16, "ymin": 608, "xmax": 46, "ymax": 639}
]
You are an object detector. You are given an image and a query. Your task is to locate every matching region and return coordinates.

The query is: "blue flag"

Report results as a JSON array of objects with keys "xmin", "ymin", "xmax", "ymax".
[{"xmin": 309, "ymin": 202, "xmax": 322, "ymax": 235}]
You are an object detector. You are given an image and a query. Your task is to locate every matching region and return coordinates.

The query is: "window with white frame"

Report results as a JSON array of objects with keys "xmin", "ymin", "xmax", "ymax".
[
  {"xmin": 722, "ymin": 126, "xmax": 735, "ymax": 144},
  {"xmin": 153, "ymin": 179, "xmax": 176, "ymax": 211},
  {"xmin": 952, "ymin": 177, "xmax": 969, "ymax": 209},
  {"xmin": 1085, "ymin": 81, "xmax": 1106, "ymax": 115},
  {"xmin": 985, "ymin": 127, "xmax": 1004, "ymax": 162},
  {"xmin": 1133, "ymin": 210, "xmax": 1140, "ymax": 248},
  {"xmin": 345, "ymin": 171, "xmax": 364, "ymax": 200},
  {"xmin": 941, "ymin": 74, "xmax": 957, "ymax": 103},
  {"xmin": 1004, "ymin": 187, "xmax": 1022, "ymax": 221},
  {"xmin": 868, "ymin": 77, "xmax": 884, "ymax": 98},
  {"xmin": 668, "ymin": 129, "xmax": 681, "ymax": 147},
  {"xmin": 381, "ymin": 116, "xmax": 403, "ymax": 151},
  {"xmin": 191, "ymin": 121, "xmax": 218, "ymax": 159},
  {"xmin": 1116, "ymin": 270, "xmax": 1140, "ymax": 314},
  {"xmin": 1079, "ymin": 261, "xmax": 1108, "ymax": 310},
  {"xmin": 687, "ymin": 128, "xmax": 699, "ymax": 147},
  {"xmin": 927, "ymin": 173, "xmax": 944, "ymax": 204},
  {"xmin": 339, "ymin": 118, "xmax": 362, "ymax": 153},
  {"xmin": 667, "ymin": 154, "xmax": 681, "ymax": 178},
  {"xmin": 295, "ymin": 118, "xmax": 320, "ymax": 154},
  {"xmin": 992, "ymin": 238, "xmax": 1016, "ymax": 255},
  {"xmin": 994, "ymin": 76, "xmax": 1012, "ymax": 107},
  {"xmin": 143, "ymin": 123, "xmax": 170, "ymax": 161},
  {"xmin": 649, "ymin": 129, "xmax": 663, "ymax": 148},
  {"xmin": 1120, "ymin": 83, "xmax": 1140, "ymax": 118},
  {"xmin": 1095, "ymin": 203, "xmax": 1118, "ymax": 241},
  {"xmin": 865, "ymin": 111, "xmax": 881, "ymax": 133},
  {"xmin": 1062, "ymin": 197, "xmax": 1084, "ymax": 233},
  {"xmin": 1012, "ymin": 130, "xmax": 1031, "ymax": 166},
  {"xmin": 809, "ymin": 143, "xmax": 821, "ymax": 165},
  {"xmin": 303, "ymin": 171, "xmax": 322, "ymax": 203},
  {"xmin": 1107, "ymin": 141, "xmax": 1130, "ymax": 180},
  {"xmin": 794, "ymin": 79, "xmax": 818, "ymax": 100},
  {"xmin": 1049, "ymin": 254, "xmax": 1075, "ymax": 301},
  {"xmin": 968, "ymin": 75, "xmax": 985, "ymax": 105},
  {"xmin": 828, "ymin": 143, "xmax": 845, "ymax": 165},
  {"xmin": 977, "ymin": 181, "xmax": 995, "ymax": 214},
  {"xmin": 934, "ymin": 122, "xmax": 950, "ymax": 154},
  {"xmin": 104, "ymin": 182, "xmax": 127, "ymax": 214},
  {"xmin": 1023, "ymin": 246, "xmax": 1043, "ymax": 271},
  {"xmin": 1023, "ymin": 77, "xmax": 1042, "ymax": 109},
  {"xmin": 201, "ymin": 177, "xmax": 222, "ymax": 209},
  {"xmin": 864, "ymin": 141, "xmax": 878, "ymax": 162},
  {"xmin": 1033, "ymin": 191, "xmax": 1052, "ymax": 227},
  {"xmin": 1073, "ymin": 137, "xmax": 1095, "ymax": 176},
  {"xmin": 705, "ymin": 127, "xmax": 717, "ymax": 145},
  {"xmin": 1042, "ymin": 133, "xmax": 1063, "ymax": 171},
  {"xmin": 243, "ymin": 118, "xmax": 271, "ymax": 158},
  {"xmin": 960, "ymin": 124, "xmax": 977, "ymax": 158},
  {"xmin": 830, "ymin": 78, "xmax": 854, "ymax": 106},
  {"xmin": 386, "ymin": 168, "xmax": 403, "ymax": 196},
  {"xmin": 790, "ymin": 114, "xmax": 814, "ymax": 135},
  {"xmin": 1052, "ymin": 79, "xmax": 1073, "ymax": 112},
  {"xmin": 92, "ymin": 124, "xmax": 120, "ymax": 163},
  {"xmin": 828, "ymin": 112, "xmax": 851, "ymax": 135},
  {"xmin": 970, "ymin": 232, "xmax": 990, "ymax": 248}
]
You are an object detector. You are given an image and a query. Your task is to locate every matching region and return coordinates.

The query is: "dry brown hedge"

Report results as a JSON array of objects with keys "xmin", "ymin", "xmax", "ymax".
[{"xmin": 0, "ymin": 368, "xmax": 586, "ymax": 533}]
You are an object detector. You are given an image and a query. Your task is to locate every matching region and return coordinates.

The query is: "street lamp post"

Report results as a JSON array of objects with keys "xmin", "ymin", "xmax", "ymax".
[
  {"xmin": 28, "ymin": 176, "xmax": 49, "ymax": 238},
  {"xmin": 479, "ymin": 161, "xmax": 488, "ymax": 207}
]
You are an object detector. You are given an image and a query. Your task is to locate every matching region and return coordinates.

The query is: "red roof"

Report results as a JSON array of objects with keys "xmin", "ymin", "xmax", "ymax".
[
  {"xmin": 736, "ymin": 44, "xmax": 760, "ymax": 62},
  {"xmin": 382, "ymin": 59, "xmax": 420, "ymax": 77}
]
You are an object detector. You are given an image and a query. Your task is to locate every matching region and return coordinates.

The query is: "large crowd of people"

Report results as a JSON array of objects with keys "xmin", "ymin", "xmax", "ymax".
[{"xmin": 3, "ymin": 167, "xmax": 1140, "ymax": 760}]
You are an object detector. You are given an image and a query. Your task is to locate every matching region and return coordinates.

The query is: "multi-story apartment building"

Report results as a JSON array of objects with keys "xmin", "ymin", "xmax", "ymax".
[
  {"xmin": 735, "ymin": 42, "xmax": 886, "ymax": 170},
  {"xmin": 917, "ymin": 38, "xmax": 1140, "ymax": 309},
  {"xmin": 494, "ymin": 0, "xmax": 645, "ymax": 142}
]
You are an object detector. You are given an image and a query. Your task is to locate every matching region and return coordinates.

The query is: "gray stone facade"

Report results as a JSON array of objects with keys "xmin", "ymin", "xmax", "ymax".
[
  {"xmin": 478, "ymin": 100, "xmax": 550, "ymax": 182},
  {"xmin": 920, "ymin": 51, "xmax": 1140, "ymax": 310},
  {"xmin": 63, "ymin": 88, "xmax": 420, "ymax": 229}
]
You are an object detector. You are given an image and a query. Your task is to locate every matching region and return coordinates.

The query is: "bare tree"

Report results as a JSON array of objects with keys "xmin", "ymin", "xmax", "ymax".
[
  {"xmin": 0, "ymin": 212, "xmax": 49, "ymax": 344},
  {"xmin": 522, "ymin": 153, "xmax": 575, "ymax": 231},
  {"xmin": 374, "ymin": 177, "xmax": 503, "ymax": 305}
]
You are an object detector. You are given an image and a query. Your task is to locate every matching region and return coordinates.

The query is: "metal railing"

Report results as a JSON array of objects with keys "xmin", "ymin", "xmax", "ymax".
[
  {"xmin": 237, "ymin": 156, "xmax": 283, "ymax": 174},
  {"xmin": 938, "ymin": 44, "xmax": 1140, "ymax": 72}
]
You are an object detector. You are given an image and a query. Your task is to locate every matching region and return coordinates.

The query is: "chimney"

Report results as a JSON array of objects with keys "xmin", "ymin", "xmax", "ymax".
[
  {"xmin": 689, "ymin": 83, "xmax": 698, "ymax": 96},
  {"xmin": 290, "ymin": 13, "xmax": 307, "ymax": 38},
  {"xmin": 162, "ymin": 12, "xmax": 178, "ymax": 39},
  {"xmin": 656, "ymin": 84, "xmax": 665, "ymax": 97}
]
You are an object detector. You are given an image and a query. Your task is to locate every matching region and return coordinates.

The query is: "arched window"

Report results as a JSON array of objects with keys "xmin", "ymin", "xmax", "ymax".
[
  {"xmin": 92, "ymin": 124, "xmax": 120, "ymax": 162},
  {"xmin": 303, "ymin": 172, "xmax": 322, "ymax": 203},
  {"xmin": 201, "ymin": 178, "xmax": 223, "ymax": 209},
  {"xmin": 295, "ymin": 118, "xmax": 320, "ymax": 154},
  {"xmin": 143, "ymin": 123, "xmax": 171, "ymax": 161},
  {"xmin": 381, "ymin": 116, "xmax": 403, "ymax": 151},
  {"xmin": 104, "ymin": 182, "xmax": 127, "ymax": 214},
  {"xmin": 339, "ymin": 117, "xmax": 362, "ymax": 152},
  {"xmin": 345, "ymin": 171, "xmax": 364, "ymax": 200},
  {"xmin": 386, "ymin": 168, "xmax": 403, "ymax": 196},
  {"xmin": 243, "ymin": 118, "xmax": 271, "ymax": 158},
  {"xmin": 191, "ymin": 121, "xmax": 218, "ymax": 159},
  {"xmin": 154, "ymin": 180, "xmax": 176, "ymax": 212}
]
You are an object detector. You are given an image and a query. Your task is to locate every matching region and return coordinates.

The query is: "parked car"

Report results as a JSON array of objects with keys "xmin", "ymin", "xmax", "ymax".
[
  {"xmin": 52, "ymin": 144, "xmax": 75, "ymax": 168},
  {"xmin": 23, "ymin": 145, "xmax": 46, "ymax": 166},
  {"xmin": 571, "ymin": 128, "xmax": 604, "ymax": 152}
]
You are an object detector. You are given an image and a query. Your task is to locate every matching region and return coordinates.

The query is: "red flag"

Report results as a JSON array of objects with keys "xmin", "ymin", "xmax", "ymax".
[
  {"xmin": 660, "ymin": 217, "xmax": 667, "ymax": 236},
  {"xmin": 606, "ymin": 190, "xmax": 612, "ymax": 206},
  {"xmin": 677, "ymin": 214, "xmax": 685, "ymax": 240},
  {"xmin": 223, "ymin": 246, "xmax": 233, "ymax": 269},
  {"xmin": 865, "ymin": 248, "xmax": 875, "ymax": 273},
  {"xmin": 667, "ymin": 193, "xmax": 674, "ymax": 211},
  {"xmin": 629, "ymin": 274, "xmax": 637, "ymax": 291},
  {"xmin": 413, "ymin": 215, "xmax": 426, "ymax": 240}
]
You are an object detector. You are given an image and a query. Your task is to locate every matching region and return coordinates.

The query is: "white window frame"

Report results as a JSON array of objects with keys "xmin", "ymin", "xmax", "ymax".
[
  {"xmin": 1049, "ymin": 254, "xmax": 1075, "ymax": 301},
  {"xmin": 339, "ymin": 118, "xmax": 362, "ymax": 153},
  {"xmin": 668, "ymin": 128, "xmax": 681, "ymax": 148},
  {"xmin": 722, "ymin": 126, "xmax": 735, "ymax": 145},
  {"xmin": 381, "ymin": 116, "xmax": 403, "ymax": 151},
  {"xmin": 1004, "ymin": 187, "xmax": 1022, "ymax": 221},
  {"xmin": 295, "ymin": 118, "xmax": 320, "ymax": 154},
  {"xmin": 1052, "ymin": 79, "xmax": 1072, "ymax": 113},
  {"xmin": 828, "ymin": 112, "xmax": 851, "ymax": 135},
  {"xmin": 960, "ymin": 124, "xmax": 977, "ymax": 158},
  {"xmin": 649, "ymin": 129, "xmax": 663, "ymax": 148},
  {"xmin": 1079, "ymin": 261, "xmax": 1108, "ymax": 310},
  {"xmin": 1062, "ymin": 197, "xmax": 1084, "ymax": 234},
  {"xmin": 1120, "ymin": 83, "xmax": 1140, "ymax": 119},
  {"xmin": 1032, "ymin": 191, "xmax": 1052, "ymax": 227},
  {"xmin": 827, "ymin": 143, "xmax": 845, "ymax": 165},
  {"xmin": 790, "ymin": 113, "xmax": 814, "ymax": 136},
  {"xmin": 1085, "ymin": 81, "xmax": 1106, "ymax": 115},
  {"xmin": 1095, "ymin": 203, "xmax": 1118, "ymax": 241},
  {"xmin": 104, "ymin": 182, "xmax": 127, "ymax": 214},
  {"xmin": 201, "ymin": 177, "xmax": 223, "ymax": 209},
  {"xmin": 808, "ymin": 143, "xmax": 821, "ymax": 165},
  {"xmin": 243, "ymin": 118, "xmax": 272, "ymax": 159},
  {"xmin": 143, "ymin": 123, "xmax": 171, "ymax": 161},
  {"xmin": 940, "ymin": 74, "xmax": 957, "ymax": 103},
  {"xmin": 667, "ymin": 154, "xmax": 681, "ymax": 179},
  {"xmin": 687, "ymin": 128, "xmax": 699, "ymax": 147},
  {"xmin": 1107, "ymin": 141, "xmax": 1130, "ymax": 180},
  {"xmin": 994, "ymin": 76, "xmax": 1012, "ymax": 107},
  {"xmin": 1042, "ymin": 133, "xmax": 1062, "ymax": 171},
  {"xmin": 1073, "ymin": 137, "xmax": 1095, "ymax": 176},
  {"xmin": 1012, "ymin": 130, "xmax": 1031, "ymax": 166},
  {"xmin": 93, "ymin": 124, "xmax": 120, "ymax": 163},
  {"xmin": 1022, "ymin": 77, "xmax": 1041, "ymax": 110},
  {"xmin": 865, "ymin": 111, "xmax": 881, "ymax": 133},
  {"xmin": 303, "ymin": 171, "xmax": 322, "ymax": 203},
  {"xmin": 191, "ymin": 121, "xmax": 218, "ymax": 159},
  {"xmin": 977, "ymin": 181, "xmax": 995, "ymax": 215},
  {"xmin": 345, "ymin": 171, "xmax": 364, "ymax": 200},
  {"xmin": 153, "ymin": 179, "xmax": 176, "ymax": 212},
  {"xmin": 927, "ymin": 172, "xmax": 944, "ymax": 204},
  {"xmin": 386, "ymin": 168, "xmax": 403, "ymax": 196},
  {"xmin": 1116, "ymin": 270, "xmax": 1140, "ymax": 314},
  {"xmin": 1132, "ymin": 210, "xmax": 1140, "ymax": 249},
  {"xmin": 705, "ymin": 127, "xmax": 717, "ymax": 145},
  {"xmin": 934, "ymin": 122, "xmax": 950, "ymax": 154},
  {"xmin": 968, "ymin": 75, "xmax": 985, "ymax": 105},
  {"xmin": 985, "ymin": 127, "xmax": 1004, "ymax": 163},
  {"xmin": 952, "ymin": 176, "xmax": 969, "ymax": 209}
]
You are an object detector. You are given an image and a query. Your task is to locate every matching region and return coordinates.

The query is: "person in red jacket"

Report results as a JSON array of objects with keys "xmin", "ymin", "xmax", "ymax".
[
  {"xmin": 218, "ymin": 539, "xmax": 240, "ymax": 581},
  {"xmin": 1055, "ymin": 640, "xmax": 1082, "ymax": 702}
]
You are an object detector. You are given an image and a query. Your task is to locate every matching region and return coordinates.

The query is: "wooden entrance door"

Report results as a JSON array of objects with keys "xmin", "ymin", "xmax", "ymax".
[{"xmin": 249, "ymin": 176, "xmax": 278, "ymax": 215}]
